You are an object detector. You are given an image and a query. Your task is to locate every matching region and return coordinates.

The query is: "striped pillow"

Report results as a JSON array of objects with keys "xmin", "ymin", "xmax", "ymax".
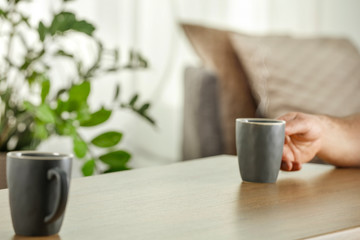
[{"xmin": 230, "ymin": 33, "xmax": 360, "ymax": 118}]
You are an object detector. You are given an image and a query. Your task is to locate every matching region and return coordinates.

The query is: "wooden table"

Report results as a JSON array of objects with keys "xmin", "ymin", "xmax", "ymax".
[{"xmin": 1, "ymin": 155, "xmax": 360, "ymax": 240}]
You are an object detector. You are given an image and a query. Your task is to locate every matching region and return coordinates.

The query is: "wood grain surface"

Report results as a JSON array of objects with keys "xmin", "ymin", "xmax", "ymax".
[
  {"xmin": 1, "ymin": 155, "xmax": 360, "ymax": 240},
  {"xmin": 307, "ymin": 226, "xmax": 360, "ymax": 240}
]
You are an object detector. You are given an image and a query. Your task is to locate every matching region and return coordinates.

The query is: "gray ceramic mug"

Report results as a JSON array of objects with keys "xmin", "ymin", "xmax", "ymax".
[
  {"xmin": 6, "ymin": 151, "xmax": 72, "ymax": 236},
  {"xmin": 236, "ymin": 119, "xmax": 285, "ymax": 183}
]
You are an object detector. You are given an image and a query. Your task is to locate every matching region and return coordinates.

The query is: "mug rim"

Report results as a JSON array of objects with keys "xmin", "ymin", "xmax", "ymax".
[
  {"xmin": 7, "ymin": 151, "xmax": 73, "ymax": 160},
  {"xmin": 236, "ymin": 118, "xmax": 285, "ymax": 125}
]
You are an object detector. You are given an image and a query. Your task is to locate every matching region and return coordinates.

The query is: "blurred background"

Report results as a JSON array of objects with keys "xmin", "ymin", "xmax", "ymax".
[{"xmin": 7, "ymin": 0, "xmax": 360, "ymax": 177}]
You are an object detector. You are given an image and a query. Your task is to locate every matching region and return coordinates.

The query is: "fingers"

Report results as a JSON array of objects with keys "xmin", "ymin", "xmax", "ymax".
[
  {"xmin": 292, "ymin": 161, "xmax": 302, "ymax": 171},
  {"xmin": 282, "ymin": 138, "xmax": 294, "ymax": 162},
  {"xmin": 278, "ymin": 112, "xmax": 319, "ymax": 171},
  {"xmin": 281, "ymin": 137, "xmax": 302, "ymax": 171},
  {"xmin": 281, "ymin": 160, "xmax": 302, "ymax": 171},
  {"xmin": 281, "ymin": 160, "xmax": 292, "ymax": 171},
  {"xmin": 281, "ymin": 140, "xmax": 294, "ymax": 171}
]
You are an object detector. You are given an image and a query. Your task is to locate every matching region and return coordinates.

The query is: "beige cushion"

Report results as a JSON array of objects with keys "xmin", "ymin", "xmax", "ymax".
[
  {"xmin": 230, "ymin": 33, "xmax": 360, "ymax": 118},
  {"xmin": 181, "ymin": 23, "xmax": 257, "ymax": 155}
]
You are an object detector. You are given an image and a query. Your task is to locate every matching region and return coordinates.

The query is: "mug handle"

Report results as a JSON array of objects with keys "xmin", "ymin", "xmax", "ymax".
[{"xmin": 44, "ymin": 167, "xmax": 69, "ymax": 223}]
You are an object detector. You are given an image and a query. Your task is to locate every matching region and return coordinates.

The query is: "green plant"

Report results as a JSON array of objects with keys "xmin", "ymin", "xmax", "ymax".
[{"xmin": 0, "ymin": 0, "xmax": 155, "ymax": 176}]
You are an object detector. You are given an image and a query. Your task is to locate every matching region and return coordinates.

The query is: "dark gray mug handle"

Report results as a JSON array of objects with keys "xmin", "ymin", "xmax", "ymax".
[{"xmin": 44, "ymin": 167, "xmax": 69, "ymax": 223}]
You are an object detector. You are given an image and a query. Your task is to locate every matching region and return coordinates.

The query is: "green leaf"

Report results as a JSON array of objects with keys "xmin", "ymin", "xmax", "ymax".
[
  {"xmin": 71, "ymin": 20, "xmax": 95, "ymax": 36},
  {"xmin": 99, "ymin": 150, "xmax": 131, "ymax": 168},
  {"xmin": 55, "ymin": 99, "xmax": 69, "ymax": 114},
  {"xmin": 56, "ymin": 121, "xmax": 76, "ymax": 136},
  {"xmin": 91, "ymin": 131, "xmax": 123, "ymax": 148},
  {"xmin": 50, "ymin": 12, "xmax": 76, "ymax": 35},
  {"xmin": 9, "ymin": 0, "xmax": 22, "ymax": 4},
  {"xmin": 0, "ymin": 9, "xmax": 7, "ymax": 18},
  {"xmin": 69, "ymin": 81, "xmax": 90, "ymax": 103},
  {"xmin": 27, "ymin": 71, "xmax": 41, "ymax": 85},
  {"xmin": 75, "ymin": 104, "xmax": 91, "ymax": 121},
  {"xmin": 103, "ymin": 165, "xmax": 130, "ymax": 173},
  {"xmin": 23, "ymin": 101, "xmax": 35, "ymax": 112},
  {"xmin": 33, "ymin": 123, "xmax": 48, "ymax": 140},
  {"xmin": 120, "ymin": 100, "xmax": 156, "ymax": 126},
  {"xmin": 23, "ymin": 17, "xmax": 31, "ymax": 28},
  {"xmin": 20, "ymin": 58, "xmax": 31, "ymax": 71},
  {"xmin": 129, "ymin": 94, "xmax": 138, "ymax": 106},
  {"xmin": 124, "ymin": 50, "xmax": 148, "ymax": 69},
  {"xmin": 50, "ymin": 11, "xmax": 95, "ymax": 36},
  {"xmin": 36, "ymin": 104, "xmax": 56, "ymax": 123},
  {"xmin": 41, "ymin": 79, "xmax": 50, "ymax": 103},
  {"xmin": 66, "ymin": 82, "xmax": 90, "ymax": 112},
  {"xmin": 80, "ymin": 108, "xmax": 111, "ymax": 127},
  {"xmin": 137, "ymin": 53, "xmax": 148, "ymax": 68},
  {"xmin": 73, "ymin": 136, "xmax": 87, "ymax": 158},
  {"xmin": 113, "ymin": 84, "xmax": 120, "ymax": 101},
  {"xmin": 20, "ymin": 50, "xmax": 45, "ymax": 71},
  {"xmin": 82, "ymin": 159, "xmax": 95, "ymax": 176},
  {"xmin": 38, "ymin": 21, "xmax": 47, "ymax": 42},
  {"xmin": 138, "ymin": 103, "xmax": 150, "ymax": 114}
]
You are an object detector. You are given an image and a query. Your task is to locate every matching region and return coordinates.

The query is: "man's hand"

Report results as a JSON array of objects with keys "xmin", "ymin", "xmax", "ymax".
[{"xmin": 277, "ymin": 112, "xmax": 323, "ymax": 171}]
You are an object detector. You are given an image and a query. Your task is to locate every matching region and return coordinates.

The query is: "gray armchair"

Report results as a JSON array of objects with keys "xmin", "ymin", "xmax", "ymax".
[{"xmin": 182, "ymin": 67, "xmax": 224, "ymax": 160}]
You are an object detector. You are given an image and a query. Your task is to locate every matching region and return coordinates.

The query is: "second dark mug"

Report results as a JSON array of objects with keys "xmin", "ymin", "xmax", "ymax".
[
  {"xmin": 6, "ymin": 151, "xmax": 72, "ymax": 236},
  {"xmin": 236, "ymin": 118, "xmax": 285, "ymax": 183}
]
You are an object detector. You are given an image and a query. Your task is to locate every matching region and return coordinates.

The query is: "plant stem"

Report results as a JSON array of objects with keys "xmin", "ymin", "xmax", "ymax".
[{"xmin": 76, "ymin": 132, "xmax": 100, "ymax": 174}]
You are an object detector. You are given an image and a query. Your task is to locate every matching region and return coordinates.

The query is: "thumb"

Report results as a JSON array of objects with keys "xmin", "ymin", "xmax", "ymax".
[
  {"xmin": 277, "ymin": 112, "xmax": 303, "ymax": 135},
  {"xmin": 284, "ymin": 116, "xmax": 311, "ymax": 136}
]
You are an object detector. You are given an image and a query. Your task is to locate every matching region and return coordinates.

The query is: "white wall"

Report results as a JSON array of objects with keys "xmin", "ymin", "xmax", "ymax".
[
  {"xmin": 34, "ymin": 0, "xmax": 360, "ymax": 177},
  {"xmin": 319, "ymin": 0, "xmax": 360, "ymax": 49}
]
